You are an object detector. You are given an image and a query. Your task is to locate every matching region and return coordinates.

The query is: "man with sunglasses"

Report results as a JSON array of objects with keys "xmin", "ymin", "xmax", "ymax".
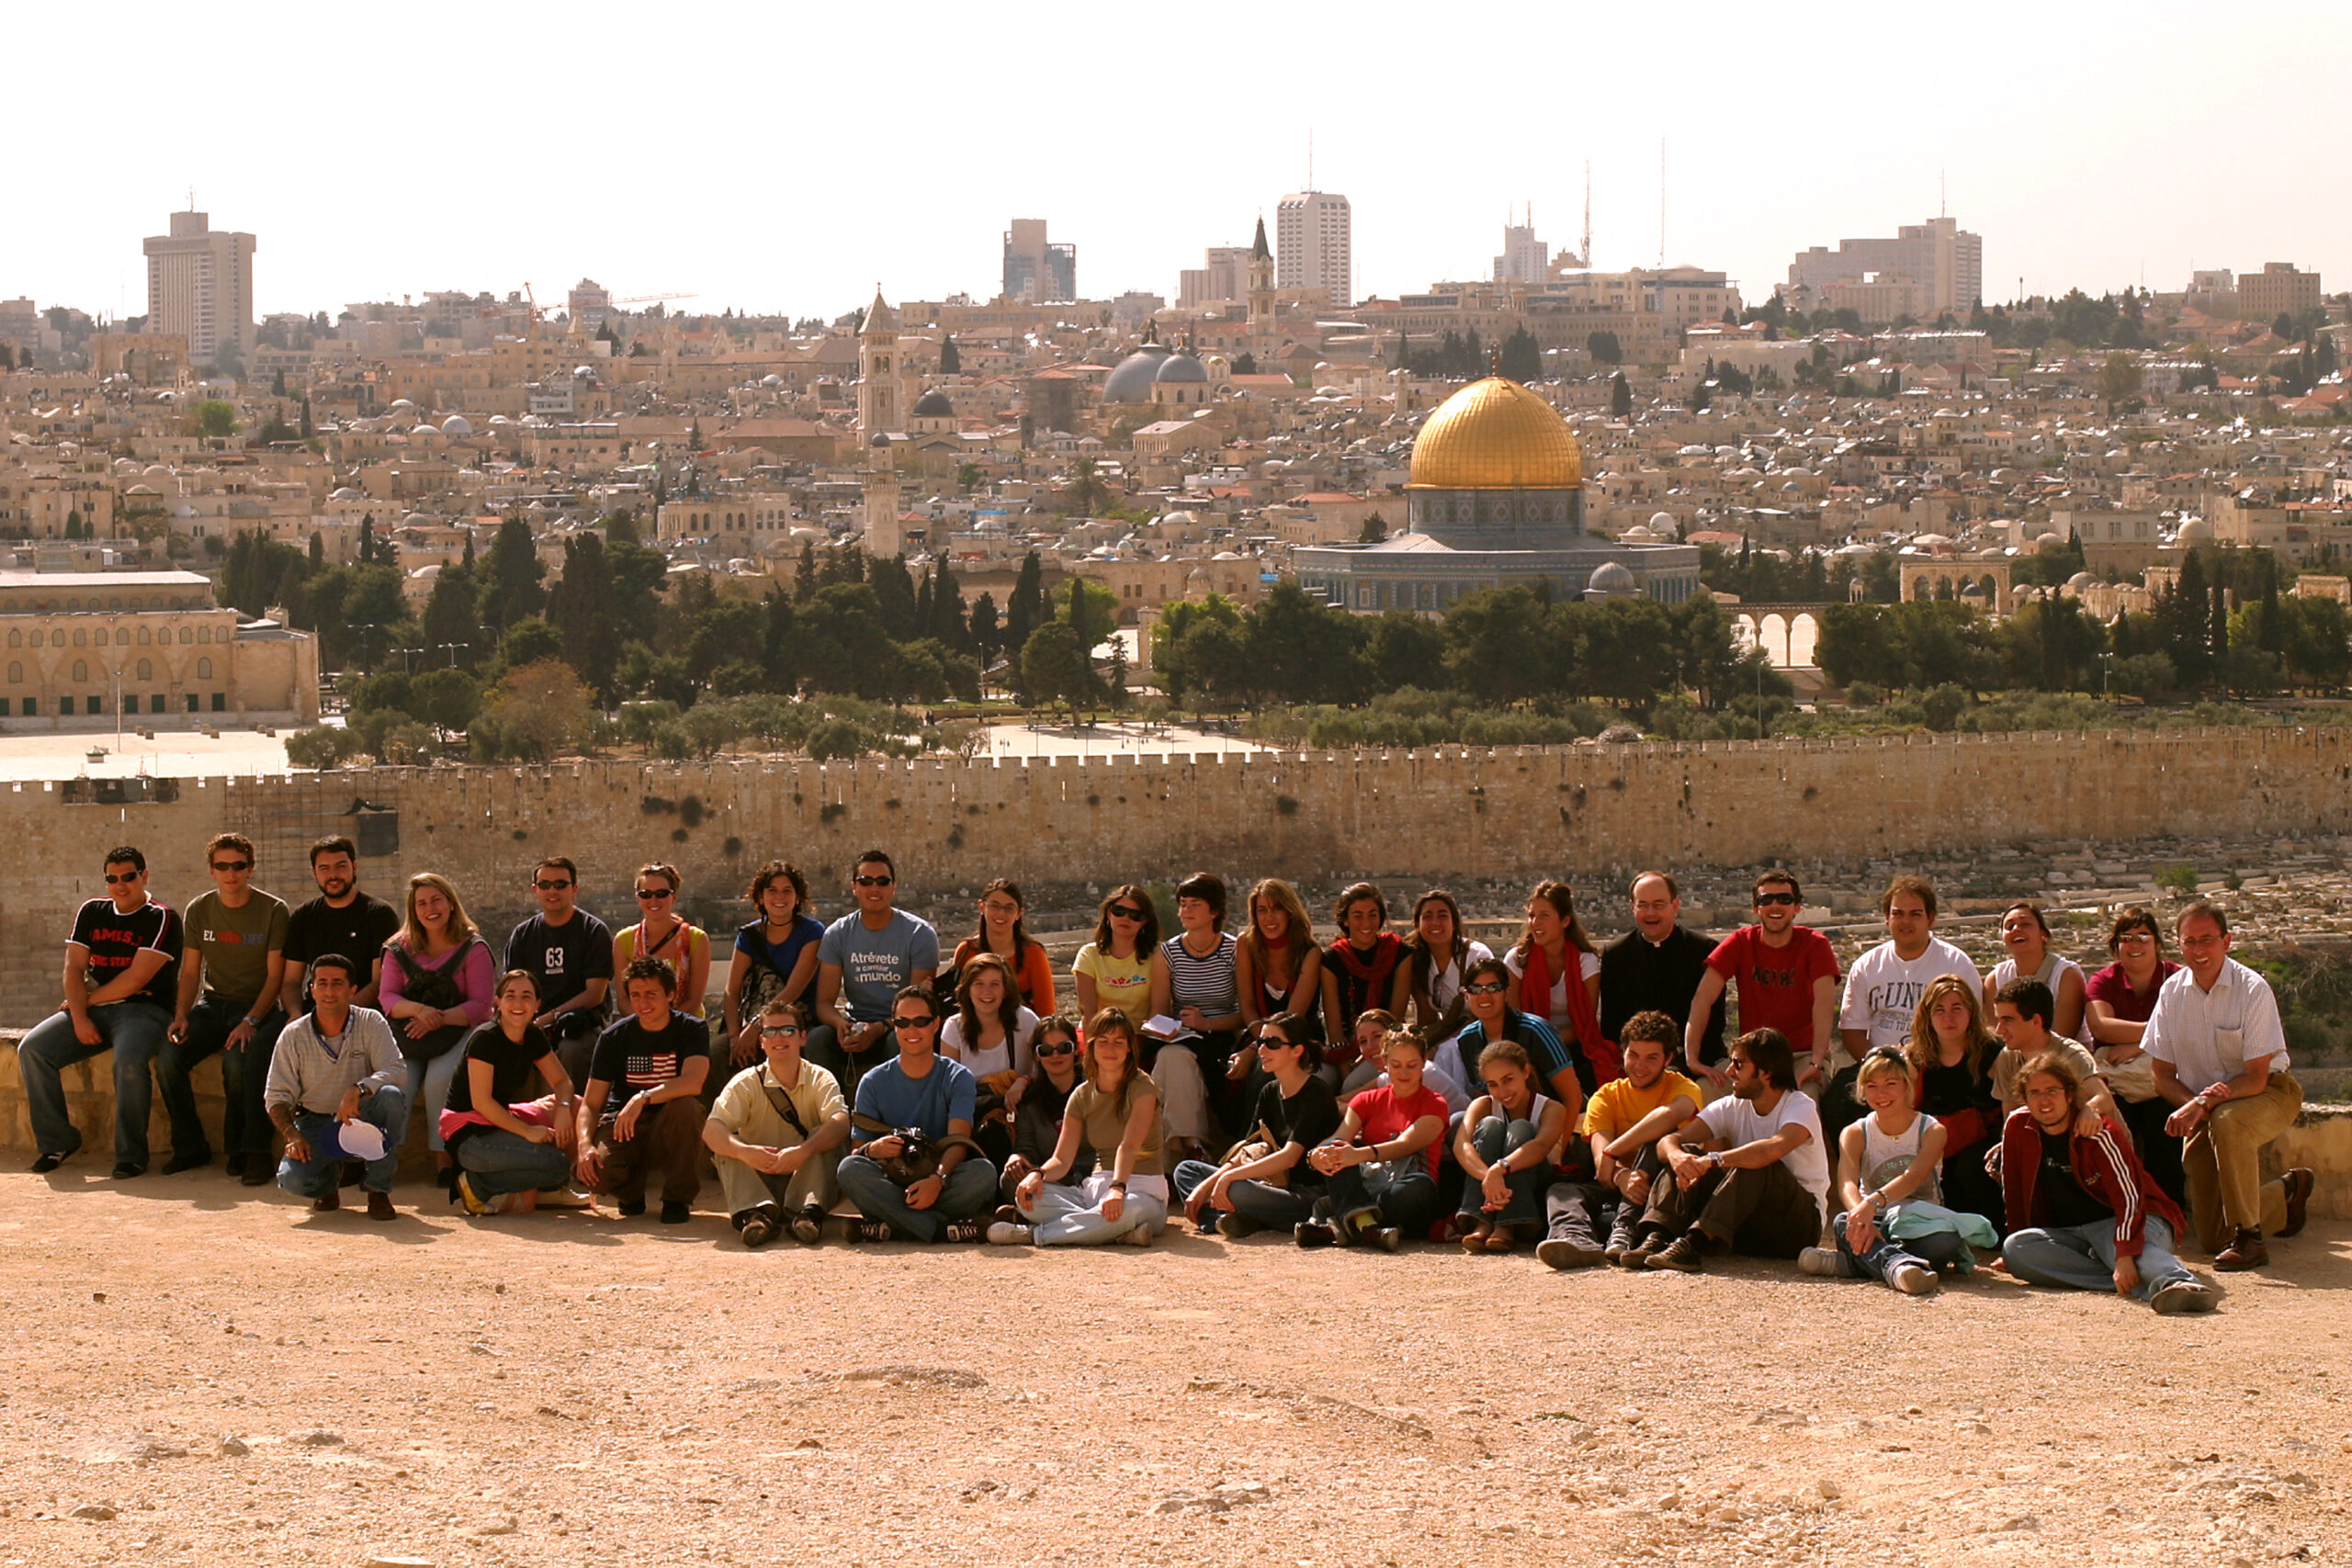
[
  {"xmin": 810, "ymin": 849, "xmax": 938, "ymax": 1101},
  {"xmin": 704, "ymin": 998, "xmax": 849, "ymax": 1247},
  {"xmin": 835, "ymin": 985, "xmax": 995, "ymax": 1243},
  {"xmin": 157, "ymin": 832, "xmax": 291, "ymax": 1185},
  {"xmin": 1686, "ymin": 873, "xmax": 1839, "ymax": 1093},
  {"xmin": 505, "ymin": 856, "xmax": 614, "ymax": 1089},
  {"xmin": 20, "ymin": 846, "xmax": 184, "ymax": 1177}
]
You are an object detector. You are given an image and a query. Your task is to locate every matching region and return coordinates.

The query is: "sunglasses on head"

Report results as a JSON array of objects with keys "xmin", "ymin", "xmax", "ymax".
[
  {"xmin": 1755, "ymin": 892, "xmax": 1799, "ymax": 907},
  {"xmin": 854, "ymin": 874, "xmax": 894, "ymax": 887}
]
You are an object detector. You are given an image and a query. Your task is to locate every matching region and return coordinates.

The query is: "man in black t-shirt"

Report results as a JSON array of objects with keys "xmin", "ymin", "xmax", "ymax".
[
  {"xmin": 574, "ymin": 956, "xmax": 707, "ymax": 1222},
  {"xmin": 281, "ymin": 834, "xmax": 401, "ymax": 1012},
  {"xmin": 18, "ymin": 846, "xmax": 184, "ymax": 1178},
  {"xmin": 506, "ymin": 856, "xmax": 614, "ymax": 1088}
]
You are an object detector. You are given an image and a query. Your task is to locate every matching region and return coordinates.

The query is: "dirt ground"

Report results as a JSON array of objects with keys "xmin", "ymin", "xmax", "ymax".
[{"xmin": 2, "ymin": 1171, "xmax": 2347, "ymax": 1568}]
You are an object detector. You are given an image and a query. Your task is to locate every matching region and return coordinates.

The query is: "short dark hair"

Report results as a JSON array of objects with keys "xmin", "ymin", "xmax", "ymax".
[
  {"xmin": 1882, "ymin": 874, "xmax": 1938, "ymax": 919},
  {"xmin": 1619, "ymin": 1010, "xmax": 1679, "ymax": 1048},
  {"xmin": 1175, "ymin": 871, "xmax": 1227, "ymax": 926},
  {"xmin": 855, "ymin": 847, "xmax": 897, "ymax": 877},
  {"xmin": 310, "ymin": 834, "xmax": 357, "ymax": 864},
  {"xmin": 1331, "ymin": 880, "xmax": 1387, "ymax": 928},
  {"xmin": 207, "ymin": 831, "xmax": 255, "ymax": 862},
  {"xmin": 1731, "ymin": 1027, "xmax": 1797, "ymax": 1090},
  {"xmin": 2178, "ymin": 899, "xmax": 2229, "ymax": 937},
  {"xmin": 307, "ymin": 953, "xmax": 358, "ymax": 982},
  {"xmin": 2107, "ymin": 904, "xmax": 2163, "ymax": 954},
  {"xmin": 1751, "ymin": 870, "xmax": 1800, "ymax": 903},
  {"xmin": 105, "ymin": 845, "xmax": 146, "ymax": 874},
  {"xmin": 759, "ymin": 995, "xmax": 811, "ymax": 1028},
  {"xmin": 1633, "ymin": 870, "xmax": 1679, "ymax": 900},
  {"xmin": 622, "ymin": 954, "xmax": 677, "ymax": 992},
  {"xmin": 535, "ymin": 855, "xmax": 579, "ymax": 882},
  {"xmin": 1994, "ymin": 976, "xmax": 2054, "ymax": 1029},
  {"xmin": 892, "ymin": 983, "xmax": 942, "ymax": 1022},
  {"xmin": 1464, "ymin": 955, "xmax": 1513, "ymax": 991}
]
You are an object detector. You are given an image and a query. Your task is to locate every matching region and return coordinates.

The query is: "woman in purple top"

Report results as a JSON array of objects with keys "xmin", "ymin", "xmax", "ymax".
[
  {"xmin": 380, "ymin": 873, "xmax": 497, "ymax": 1170},
  {"xmin": 2084, "ymin": 905, "xmax": 2186, "ymax": 1205}
]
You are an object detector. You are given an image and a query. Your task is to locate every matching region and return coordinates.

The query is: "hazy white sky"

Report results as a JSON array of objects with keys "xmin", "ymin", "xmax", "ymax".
[{"xmin": 14, "ymin": 1, "xmax": 2348, "ymax": 324}]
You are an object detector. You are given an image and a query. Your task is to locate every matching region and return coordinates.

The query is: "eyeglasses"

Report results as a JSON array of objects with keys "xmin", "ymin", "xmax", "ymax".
[
  {"xmin": 1035, "ymin": 1040, "xmax": 1077, "ymax": 1057},
  {"xmin": 1108, "ymin": 904, "xmax": 1144, "ymax": 920},
  {"xmin": 209, "ymin": 860, "xmax": 251, "ymax": 874},
  {"xmin": 103, "ymin": 871, "xmax": 141, "ymax": 885},
  {"xmin": 534, "ymin": 880, "xmax": 572, "ymax": 891},
  {"xmin": 892, "ymin": 1013, "xmax": 937, "ymax": 1030},
  {"xmin": 2178, "ymin": 934, "xmax": 2225, "ymax": 949},
  {"xmin": 854, "ymin": 874, "xmax": 895, "ymax": 887},
  {"xmin": 1755, "ymin": 892, "xmax": 1800, "ymax": 907},
  {"xmin": 759, "ymin": 1023, "xmax": 802, "ymax": 1038},
  {"xmin": 1464, "ymin": 981, "xmax": 1509, "ymax": 995},
  {"xmin": 636, "ymin": 887, "xmax": 675, "ymax": 900}
]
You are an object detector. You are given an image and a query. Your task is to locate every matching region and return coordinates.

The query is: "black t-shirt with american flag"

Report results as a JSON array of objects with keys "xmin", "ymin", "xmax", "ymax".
[
  {"xmin": 70, "ymin": 896, "xmax": 183, "ymax": 1009},
  {"xmin": 586, "ymin": 1011, "xmax": 709, "ymax": 1104}
]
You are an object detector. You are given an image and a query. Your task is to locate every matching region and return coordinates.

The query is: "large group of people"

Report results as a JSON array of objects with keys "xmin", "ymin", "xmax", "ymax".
[{"xmin": 17, "ymin": 838, "xmax": 2324, "ymax": 1311}]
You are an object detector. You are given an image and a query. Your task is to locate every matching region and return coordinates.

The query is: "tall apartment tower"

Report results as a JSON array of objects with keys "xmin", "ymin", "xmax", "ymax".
[
  {"xmin": 1786, "ymin": 214, "xmax": 1982, "ymax": 316},
  {"xmin": 858, "ymin": 287, "xmax": 902, "ymax": 439},
  {"xmin": 1001, "ymin": 219, "xmax": 1077, "ymax": 303},
  {"xmin": 1275, "ymin": 190, "xmax": 1351, "ymax": 309},
  {"xmin": 142, "ymin": 209, "xmax": 256, "ymax": 367}
]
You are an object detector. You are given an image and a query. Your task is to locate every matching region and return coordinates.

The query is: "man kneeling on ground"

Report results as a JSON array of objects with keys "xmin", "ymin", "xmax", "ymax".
[
  {"xmin": 704, "ymin": 998, "xmax": 849, "ymax": 1247},
  {"xmin": 263, "ymin": 953, "xmax": 404, "ymax": 1221},
  {"xmin": 1632, "ymin": 1027, "xmax": 1829, "ymax": 1273}
]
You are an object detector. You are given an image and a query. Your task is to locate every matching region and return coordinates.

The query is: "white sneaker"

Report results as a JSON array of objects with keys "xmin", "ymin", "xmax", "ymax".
[
  {"xmin": 1797, "ymin": 1246, "xmax": 1851, "ymax": 1278},
  {"xmin": 1890, "ymin": 1261, "xmax": 1939, "ymax": 1296},
  {"xmin": 986, "ymin": 1221, "xmax": 1033, "ymax": 1246}
]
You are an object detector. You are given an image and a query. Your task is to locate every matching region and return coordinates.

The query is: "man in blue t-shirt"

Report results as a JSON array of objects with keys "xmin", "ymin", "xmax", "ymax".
[
  {"xmin": 810, "ymin": 849, "xmax": 938, "ymax": 1100},
  {"xmin": 835, "ymin": 985, "xmax": 995, "ymax": 1243},
  {"xmin": 19, "ymin": 846, "xmax": 184, "ymax": 1178}
]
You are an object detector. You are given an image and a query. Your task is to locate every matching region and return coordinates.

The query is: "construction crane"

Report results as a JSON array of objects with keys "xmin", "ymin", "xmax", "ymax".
[{"xmin": 618, "ymin": 292, "xmax": 697, "ymax": 307}]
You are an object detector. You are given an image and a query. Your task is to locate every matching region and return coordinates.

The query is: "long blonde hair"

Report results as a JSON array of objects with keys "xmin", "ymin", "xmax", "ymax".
[{"xmin": 397, "ymin": 872, "xmax": 480, "ymax": 953}]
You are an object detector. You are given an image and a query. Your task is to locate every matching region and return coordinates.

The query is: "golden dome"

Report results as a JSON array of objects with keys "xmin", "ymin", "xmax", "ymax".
[{"xmin": 1406, "ymin": 376, "xmax": 1583, "ymax": 491}]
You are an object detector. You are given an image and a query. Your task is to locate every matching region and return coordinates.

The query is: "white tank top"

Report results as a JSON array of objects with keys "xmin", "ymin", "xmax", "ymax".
[
  {"xmin": 1992, "ymin": 951, "xmax": 2091, "ymax": 1045},
  {"xmin": 1861, "ymin": 1111, "xmax": 1940, "ymax": 1202}
]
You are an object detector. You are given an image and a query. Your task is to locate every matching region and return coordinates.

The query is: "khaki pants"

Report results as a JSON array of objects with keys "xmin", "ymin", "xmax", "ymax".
[
  {"xmin": 716, "ymin": 1146, "xmax": 840, "ymax": 1217},
  {"xmin": 2181, "ymin": 1070, "xmax": 2301, "ymax": 1251}
]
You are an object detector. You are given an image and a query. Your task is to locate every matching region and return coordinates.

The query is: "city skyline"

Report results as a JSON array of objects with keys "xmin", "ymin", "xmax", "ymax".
[{"xmin": 9, "ymin": 0, "xmax": 2351, "ymax": 323}]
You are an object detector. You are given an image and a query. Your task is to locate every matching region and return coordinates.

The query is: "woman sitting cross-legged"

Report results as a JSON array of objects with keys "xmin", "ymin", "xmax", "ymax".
[
  {"xmin": 1798, "ymin": 1046, "xmax": 1995, "ymax": 1295},
  {"xmin": 1998, "ymin": 1049, "xmax": 2217, "ymax": 1314},
  {"xmin": 1295, "ymin": 1027, "xmax": 1449, "ymax": 1251},
  {"xmin": 1170, "ymin": 1016, "xmax": 1339, "ymax": 1238},
  {"xmin": 999, "ymin": 1010, "xmax": 1168, "ymax": 1247},
  {"xmin": 1453, "ymin": 1039, "xmax": 1570, "ymax": 1254}
]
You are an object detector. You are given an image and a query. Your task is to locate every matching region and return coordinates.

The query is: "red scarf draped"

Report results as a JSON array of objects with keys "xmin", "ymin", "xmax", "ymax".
[{"xmin": 1518, "ymin": 942, "xmax": 1621, "ymax": 1085}]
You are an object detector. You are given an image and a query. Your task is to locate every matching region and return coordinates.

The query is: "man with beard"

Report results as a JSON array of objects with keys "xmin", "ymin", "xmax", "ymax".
[
  {"xmin": 281, "ymin": 835, "xmax": 401, "ymax": 1014},
  {"xmin": 1538, "ymin": 1011, "xmax": 1703, "ymax": 1269},
  {"xmin": 1634, "ymin": 1027, "xmax": 1830, "ymax": 1274}
]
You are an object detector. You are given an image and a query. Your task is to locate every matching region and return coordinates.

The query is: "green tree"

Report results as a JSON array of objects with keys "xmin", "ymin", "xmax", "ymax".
[
  {"xmin": 2154, "ymin": 547, "xmax": 2211, "ymax": 687},
  {"xmin": 1365, "ymin": 608, "xmax": 1446, "ymax": 693},
  {"xmin": 1587, "ymin": 331, "xmax": 1623, "ymax": 366},
  {"xmin": 192, "ymin": 399, "xmax": 237, "ymax": 443},
  {"xmin": 938, "ymin": 334, "xmax": 962, "ymax": 374},
  {"xmin": 1498, "ymin": 326, "xmax": 1543, "ymax": 384},
  {"xmin": 547, "ymin": 534, "xmax": 619, "ymax": 694},
  {"xmin": 1004, "ymin": 550, "xmax": 1046, "ymax": 656},
  {"xmin": 1441, "ymin": 585, "xmax": 1556, "ymax": 705},
  {"xmin": 419, "ymin": 558, "xmax": 482, "ymax": 667},
  {"xmin": 797, "ymin": 582, "xmax": 900, "ymax": 700},
  {"xmin": 2280, "ymin": 594, "xmax": 2351, "ymax": 690},
  {"xmin": 1242, "ymin": 582, "xmax": 1371, "ymax": 705},
  {"xmin": 477, "ymin": 517, "xmax": 545, "ymax": 634},
  {"xmin": 1152, "ymin": 593, "xmax": 1247, "ymax": 706},
  {"xmin": 2098, "ymin": 353, "xmax": 2143, "ymax": 412},
  {"xmin": 967, "ymin": 591, "xmax": 1002, "ymax": 676},
  {"xmin": 1610, "ymin": 372, "xmax": 1633, "ymax": 418},
  {"xmin": 1021, "ymin": 620, "xmax": 1091, "ymax": 716}
]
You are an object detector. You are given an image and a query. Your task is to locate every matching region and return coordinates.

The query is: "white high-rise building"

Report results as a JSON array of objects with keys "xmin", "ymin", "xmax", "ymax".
[
  {"xmin": 142, "ymin": 209, "xmax": 256, "ymax": 368},
  {"xmin": 1276, "ymin": 190, "xmax": 1351, "ymax": 309},
  {"xmin": 1495, "ymin": 217, "xmax": 1549, "ymax": 284},
  {"xmin": 1786, "ymin": 214, "xmax": 1983, "ymax": 316}
]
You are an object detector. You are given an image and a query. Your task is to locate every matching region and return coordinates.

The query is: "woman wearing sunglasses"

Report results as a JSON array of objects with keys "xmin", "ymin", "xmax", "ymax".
[
  {"xmin": 999, "ymin": 1010, "xmax": 1168, "ymax": 1247},
  {"xmin": 994, "ymin": 1013, "xmax": 1093, "ymax": 1217},
  {"xmin": 614, "ymin": 862, "xmax": 711, "ymax": 1021},
  {"xmin": 1074, "ymin": 885, "xmax": 1165, "ymax": 1032}
]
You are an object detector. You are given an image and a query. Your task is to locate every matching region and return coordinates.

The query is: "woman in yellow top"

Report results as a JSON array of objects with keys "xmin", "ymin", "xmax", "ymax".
[
  {"xmin": 612, "ymin": 862, "xmax": 711, "ymax": 1021},
  {"xmin": 1072, "ymin": 884, "xmax": 1165, "ymax": 1030}
]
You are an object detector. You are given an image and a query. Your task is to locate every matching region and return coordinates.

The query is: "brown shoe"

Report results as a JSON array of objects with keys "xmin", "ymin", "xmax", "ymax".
[
  {"xmin": 2214, "ymin": 1226, "xmax": 2269, "ymax": 1271},
  {"xmin": 366, "ymin": 1191, "xmax": 397, "ymax": 1223},
  {"xmin": 1459, "ymin": 1219, "xmax": 1493, "ymax": 1252},
  {"xmin": 1482, "ymin": 1226, "xmax": 1518, "ymax": 1254},
  {"xmin": 2278, "ymin": 1168, "xmax": 2316, "ymax": 1238},
  {"xmin": 311, "ymin": 1188, "xmax": 340, "ymax": 1213}
]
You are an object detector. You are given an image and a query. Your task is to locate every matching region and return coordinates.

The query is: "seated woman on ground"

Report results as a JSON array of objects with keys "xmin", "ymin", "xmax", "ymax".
[
  {"xmin": 995, "ymin": 1013, "xmax": 1092, "ymax": 1214},
  {"xmin": 1001, "ymin": 1010, "xmax": 1168, "ymax": 1247},
  {"xmin": 442, "ymin": 970, "xmax": 579, "ymax": 1215},
  {"xmin": 2083, "ymin": 905, "xmax": 2187, "ymax": 1206},
  {"xmin": 1298, "ymin": 1028, "xmax": 1449, "ymax": 1251},
  {"xmin": 939, "ymin": 953, "xmax": 1042, "ymax": 1170},
  {"xmin": 1986, "ymin": 901, "xmax": 2088, "ymax": 1043},
  {"xmin": 950, "ymin": 878, "xmax": 1057, "ymax": 1015},
  {"xmin": 1798, "ymin": 1046, "xmax": 1978, "ymax": 1296},
  {"xmin": 1319, "ymin": 881, "xmax": 1403, "ymax": 1083},
  {"xmin": 1902, "ymin": 975, "xmax": 2006, "ymax": 1231},
  {"xmin": 1228, "ymin": 877, "xmax": 1325, "ymax": 1099},
  {"xmin": 1453, "ymin": 1039, "xmax": 1570, "ymax": 1254},
  {"xmin": 1997, "ymin": 1050, "xmax": 2215, "ymax": 1314},
  {"xmin": 722, "ymin": 860, "xmax": 823, "ymax": 1070},
  {"xmin": 1170, "ymin": 1016, "xmax": 1339, "ymax": 1238},
  {"xmin": 1148, "ymin": 872, "xmax": 1247, "ymax": 1164}
]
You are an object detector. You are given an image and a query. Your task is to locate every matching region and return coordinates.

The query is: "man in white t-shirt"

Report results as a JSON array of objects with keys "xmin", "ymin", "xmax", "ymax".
[
  {"xmin": 1631, "ymin": 1027, "xmax": 1828, "ymax": 1273},
  {"xmin": 1830, "ymin": 874, "xmax": 1978, "ymax": 1151}
]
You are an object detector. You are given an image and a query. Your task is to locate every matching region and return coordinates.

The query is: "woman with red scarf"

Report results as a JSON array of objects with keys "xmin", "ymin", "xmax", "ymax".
[
  {"xmin": 1319, "ymin": 883, "xmax": 1404, "ymax": 1079},
  {"xmin": 1505, "ymin": 881, "xmax": 1621, "ymax": 1084}
]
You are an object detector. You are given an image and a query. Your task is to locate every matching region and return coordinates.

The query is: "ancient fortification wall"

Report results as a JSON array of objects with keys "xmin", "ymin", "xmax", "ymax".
[{"xmin": 4, "ymin": 726, "xmax": 2349, "ymax": 1024}]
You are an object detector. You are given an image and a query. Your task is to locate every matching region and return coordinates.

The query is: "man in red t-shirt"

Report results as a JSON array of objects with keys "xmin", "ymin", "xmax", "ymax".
[
  {"xmin": 1296, "ymin": 1028, "xmax": 1451, "ymax": 1249},
  {"xmin": 1686, "ymin": 873, "xmax": 1840, "ymax": 1092}
]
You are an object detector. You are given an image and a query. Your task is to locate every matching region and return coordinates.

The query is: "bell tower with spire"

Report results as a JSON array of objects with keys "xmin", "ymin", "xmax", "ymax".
[
  {"xmin": 1247, "ymin": 216, "xmax": 1275, "ymax": 336},
  {"xmin": 858, "ymin": 285, "xmax": 901, "ymax": 441}
]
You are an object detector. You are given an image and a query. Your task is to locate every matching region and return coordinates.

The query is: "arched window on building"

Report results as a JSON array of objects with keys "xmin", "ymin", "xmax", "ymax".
[{"xmin": 197, "ymin": 656, "xmax": 213, "ymax": 679}]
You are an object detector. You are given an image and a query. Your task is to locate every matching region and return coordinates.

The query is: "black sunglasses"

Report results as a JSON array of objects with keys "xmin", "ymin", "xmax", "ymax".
[
  {"xmin": 535, "ymin": 879, "xmax": 573, "ymax": 891},
  {"xmin": 1754, "ymin": 892, "xmax": 1799, "ymax": 907},
  {"xmin": 636, "ymin": 887, "xmax": 675, "ymax": 900},
  {"xmin": 103, "ymin": 871, "xmax": 141, "ymax": 885},
  {"xmin": 1464, "ymin": 980, "xmax": 1509, "ymax": 995},
  {"xmin": 892, "ymin": 1013, "xmax": 937, "ymax": 1029},
  {"xmin": 854, "ymin": 874, "xmax": 895, "ymax": 887},
  {"xmin": 209, "ymin": 859, "xmax": 251, "ymax": 873},
  {"xmin": 1108, "ymin": 904, "xmax": 1145, "ymax": 920}
]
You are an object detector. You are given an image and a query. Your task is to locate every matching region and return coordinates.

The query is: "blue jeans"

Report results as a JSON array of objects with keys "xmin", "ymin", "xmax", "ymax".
[
  {"xmin": 18, "ymin": 1000, "xmax": 174, "ymax": 1167},
  {"xmin": 156, "ymin": 997, "xmax": 285, "ymax": 1162},
  {"xmin": 1833, "ymin": 1209, "xmax": 1965, "ymax": 1284},
  {"xmin": 1170, "ymin": 1157, "xmax": 1321, "ymax": 1228},
  {"xmin": 454, "ymin": 1126, "xmax": 574, "ymax": 1200},
  {"xmin": 1459, "ymin": 1116, "xmax": 1549, "ymax": 1230},
  {"xmin": 2002, "ymin": 1214, "xmax": 2195, "ymax": 1303},
  {"xmin": 277, "ymin": 1087, "xmax": 406, "ymax": 1196},
  {"xmin": 836, "ymin": 1149, "xmax": 999, "ymax": 1242},
  {"xmin": 805, "ymin": 1023, "xmax": 896, "ymax": 1108},
  {"xmin": 1321, "ymin": 1158, "xmax": 1442, "ymax": 1238},
  {"xmin": 402, "ymin": 1035, "xmax": 468, "ymax": 1153}
]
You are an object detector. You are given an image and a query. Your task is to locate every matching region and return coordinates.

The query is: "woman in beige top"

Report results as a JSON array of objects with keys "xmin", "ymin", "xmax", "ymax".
[{"xmin": 998, "ymin": 1010, "xmax": 1166, "ymax": 1247}]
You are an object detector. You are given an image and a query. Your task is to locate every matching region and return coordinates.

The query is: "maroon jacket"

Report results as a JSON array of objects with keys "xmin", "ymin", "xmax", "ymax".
[{"xmin": 1999, "ymin": 1107, "xmax": 2186, "ymax": 1258}]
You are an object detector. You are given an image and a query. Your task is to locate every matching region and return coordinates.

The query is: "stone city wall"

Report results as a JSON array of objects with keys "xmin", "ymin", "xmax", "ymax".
[{"xmin": 2, "ymin": 725, "xmax": 2350, "ymax": 1026}]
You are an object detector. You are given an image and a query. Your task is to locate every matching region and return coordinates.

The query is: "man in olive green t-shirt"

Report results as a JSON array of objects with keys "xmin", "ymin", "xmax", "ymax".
[{"xmin": 157, "ymin": 832, "xmax": 291, "ymax": 1184}]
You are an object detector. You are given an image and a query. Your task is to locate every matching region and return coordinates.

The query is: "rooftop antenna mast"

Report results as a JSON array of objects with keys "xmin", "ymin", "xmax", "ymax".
[
  {"xmin": 1658, "ymin": 137, "xmax": 1667, "ymax": 266},
  {"xmin": 1582, "ymin": 160, "xmax": 1592, "ymax": 268},
  {"xmin": 1306, "ymin": 128, "xmax": 1314, "ymax": 191},
  {"xmin": 1940, "ymin": 168, "xmax": 1947, "ymax": 219}
]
